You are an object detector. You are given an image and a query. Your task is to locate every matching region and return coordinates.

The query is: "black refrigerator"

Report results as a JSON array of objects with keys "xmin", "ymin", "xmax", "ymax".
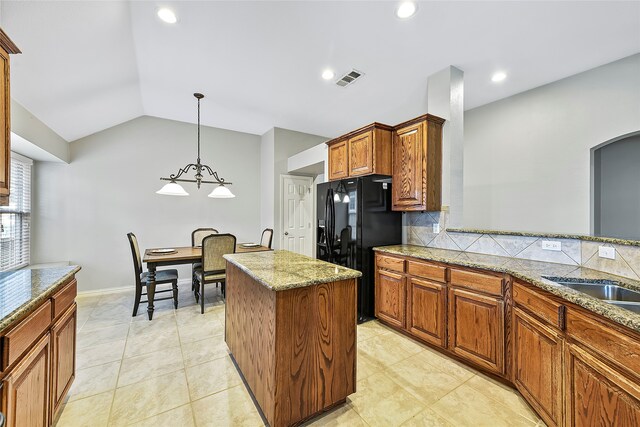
[{"xmin": 317, "ymin": 175, "xmax": 402, "ymax": 323}]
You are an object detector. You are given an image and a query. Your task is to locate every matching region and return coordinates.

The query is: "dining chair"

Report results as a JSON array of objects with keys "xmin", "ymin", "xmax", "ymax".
[
  {"xmin": 260, "ymin": 228, "xmax": 274, "ymax": 249},
  {"xmin": 193, "ymin": 233, "xmax": 236, "ymax": 314},
  {"xmin": 333, "ymin": 227, "xmax": 352, "ymax": 266},
  {"xmin": 127, "ymin": 232, "xmax": 179, "ymax": 318},
  {"xmin": 191, "ymin": 228, "xmax": 218, "ymax": 291}
]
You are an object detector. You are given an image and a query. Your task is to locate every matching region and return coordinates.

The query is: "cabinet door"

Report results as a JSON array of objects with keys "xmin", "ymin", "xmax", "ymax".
[
  {"xmin": 2, "ymin": 333, "xmax": 51, "ymax": 427},
  {"xmin": 392, "ymin": 122, "xmax": 424, "ymax": 210},
  {"xmin": 565, "ymin": 343, "xmax": 640, "ymax": 427},
  {"xmin": 408, "ymin": 277, "xmax": 446, "ymax": 347},
  {"xmin": 375, "ymin": 269, "xmax": 405, "ymax": 329},
  {"xmin": 513, "ymin": 308, "xmax": 563, "ymax": 427},
  {"xmin": 51, "ymin": 303, "xmax": 77, "ymax": 419},
  {"xmin": 328, "ymin": 140, "xmax": 348, "ymax": 181},
  {"xmin": 0, "ymin": 46, "xmax": 9, "ymax": 203},
  {"xmin": 348, "ymin": 131, "xmax": 373, "ymax": 176},
  {"xmin": 448, "ymin": 287, "xmax": 504, "ymax": 375}
]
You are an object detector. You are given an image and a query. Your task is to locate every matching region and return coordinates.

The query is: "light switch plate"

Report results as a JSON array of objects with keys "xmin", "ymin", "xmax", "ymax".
[
  {"xmin": 432, "ymin": 223, "xmax": 440, "ymax": 233},
  {"xmin": 542, "ymin": 240, "xmax": 562, "ymax": 251},
  {"xmin": 598, "ymin": 246, "xmax": 616, "ymax": 260}
]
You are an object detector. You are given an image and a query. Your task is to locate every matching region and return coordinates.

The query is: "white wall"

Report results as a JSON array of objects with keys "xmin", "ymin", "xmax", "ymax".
[
  {"xmin": 11, "ymin": 99, "xmax": 70, "ymax": 162},
  {"xmin": 259, "ymin": 129, "xmax": 275, "ymax": 232},
  {"xmin": 31, "ymin": 116, "xmax": 261, "ymax": 292},
  {"xmin": 464, "ymin": 54, "xmax": 640, "ymax": 234}
]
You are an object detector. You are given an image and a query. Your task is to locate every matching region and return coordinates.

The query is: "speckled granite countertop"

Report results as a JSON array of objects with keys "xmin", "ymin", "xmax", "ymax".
[
  {"xmin": 374, "ymin": 245, "xmax": 640, "ymax": 332},
  {"xmin": 0, "ymin": 266, "xmax": 81, "ymax": 334},
  {"xmin": 447, "ymin": 228, "xmax": 640, "ymax": 247},
  {"xmin": 224, "ymin": 250, "xmax": 361, "ymax": 291}
]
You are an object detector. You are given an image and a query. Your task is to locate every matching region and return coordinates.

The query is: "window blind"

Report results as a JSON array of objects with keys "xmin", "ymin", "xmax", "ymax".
[{"xmin": 0, "ymin": 154, "xmax": 32, "ymax": 271}]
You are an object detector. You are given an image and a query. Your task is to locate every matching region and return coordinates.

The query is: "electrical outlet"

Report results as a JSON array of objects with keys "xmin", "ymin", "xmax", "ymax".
[
  {"xmin": 598, "ymin": 246, "xmax": 616, "ymax": 260},
  {"xmin": 542, "ymin": 240, "xmax": 562, "ymax": 251},
  {"xmin": 432, "ymin": 223, "xmax": 440, "ymax": 233}
]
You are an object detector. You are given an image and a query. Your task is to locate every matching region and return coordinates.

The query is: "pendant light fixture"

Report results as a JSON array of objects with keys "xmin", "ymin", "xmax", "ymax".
[
  {"xmin": 156, "ymin": 93, "xmax": 235, "ymax": 198},
  {"xmin": 334, "ymin": 181, "xmax": 350, "ymax": 203}
]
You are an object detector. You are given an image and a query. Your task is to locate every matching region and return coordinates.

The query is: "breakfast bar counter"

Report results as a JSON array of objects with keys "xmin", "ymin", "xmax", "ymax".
[{"xmin": 223, "ymin": 250, "xmax": 361, "ymax": 427}]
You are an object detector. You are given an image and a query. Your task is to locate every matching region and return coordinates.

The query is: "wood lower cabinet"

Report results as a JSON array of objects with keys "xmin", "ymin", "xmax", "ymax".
[
  {"xmin": 565, "ymin": 343, "xmax": 640, "ymax": 427},
  {"xmin": 50, "ymin": 303, "xmax": 77, "ymax": 420},
  {"xmin": 448, "ymin": 287, "xmax": 505, "ymax": 374},
  {"xmin": 407, "ymin": 277, "xmax": 447, "ymax": 347},
  {"xmin": 375, "ymin": 269, "xmax": 406, "ymax": 328},
  {"xmin": 513, "ymin": 307, "xmax": 563, "ymax": 427},
  {"xmin": 392, "ymin": 115, "xmax": 444, "ymax": 211},
  {"xmin": 2, "ymin": 333, "xmax": 51, "ymax": 427}
]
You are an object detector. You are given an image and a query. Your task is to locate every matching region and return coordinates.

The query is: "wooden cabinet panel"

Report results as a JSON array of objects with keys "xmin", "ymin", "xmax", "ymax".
[
  {"xmin": 2, "ymin": 333, "xmax": 51, "ymax": 427},
  {"xmin": 376, "ymin": 254, "xmax": 405, "ymax": 273},
  {"xmin": 513, "ymin": 308, "xmax": 563, "ymax": 427},
  {"xmin": 408, "ymin": 278, "xmax": 446, "ymax": 347},
  {"xmin": 51, "ymin": 279, "xmax": 77, "ymax": 320},
  {"xmin": 448, "ymin": 287, "xmax": 504, "ymax": 375},
  {"xmin": 450, "ymin": 268, "xmax": 503, "ymax": 296},
  {"xmin": 0, "ymin": 46, "xmax": 9, "ymax": 203},
  {"xmin": 513, "ymin": 281, "xmax": 565, "ymax": 330},
  {"xmin": 406, "ymin": 260, "xmax": 446, "ymax": 283},
  {"xmin": 565, "ymin": 343, "xmax": 640, "ymax": 427},
  {"xmin": 375, "ymin": 269, "xmax": 406, "ymax": 328},
  {"xmin": 50, "ymin": 303, "xmax": 76, "ymax": 420},
  {"xmin": 328, "ymin": 140, "xmax": 348, "ymax": 181},
  {"xmin": 348, "ymin": 131, "xmax": 373, "ymax": 176},
  {"xmin": 2, "ymin": 300, "xmax": 52, "ymax": 370},
  {"xmin": 392, "ymin": 122, "xmax": 423, "ymax": 209}
]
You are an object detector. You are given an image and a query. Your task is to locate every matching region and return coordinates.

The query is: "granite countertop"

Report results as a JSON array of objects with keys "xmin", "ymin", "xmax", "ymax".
[
  {"xmin": 447, "ymin": 227, "xmax": 640, "ymax": 247},
  {"xmin": 224, "ymin": 250, "xmax": 362, "ymax": 291},
  {"xmin": 374, "ymin": 244, "xmax": 640, "ymax": 332},
  {"xmin": 0, "ymin": 266, "xmax": 81, "ymax": 334}
]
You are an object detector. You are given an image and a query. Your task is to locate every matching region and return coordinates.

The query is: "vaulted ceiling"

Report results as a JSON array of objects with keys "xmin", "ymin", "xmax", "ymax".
[{"xmin": 2, "ymin": 1, "xmax": 639, "ymax": 142}]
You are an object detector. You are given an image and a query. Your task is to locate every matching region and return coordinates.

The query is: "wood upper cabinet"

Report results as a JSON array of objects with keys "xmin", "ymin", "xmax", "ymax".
[
  {"xmin": 375, "ymin": 269, "xmax": 406, "ymax": 329},
  {"xmin": 0, "ymin": 28, "xmax": 20, "ymax": 206},
  {"xmin": 326, "ymin": 123, "xmax": 392, "ymax": 181},
  {"xmin": 392, "ymin": 114, "xmax": 444, "ymax": 211},
  {"xmin": 50, "ymin": 303, "xmax": 77, "ymax": 420},
  {"xmin": 2, "ymin": 333, "xmax": 51, "ymax": 427},
  {"xmin": 513, "ymin": 307, "xmax": 564, "ymax": 427},
  {"xmin": 328, "ymin": 139, "xmax": 348, "ymax": 181},
  {"xmin": 408, "ymin": 277, "xmax": 447, "ymax": 347},
  {"xmin": 448, "ymin": 287, "xmax": 505, "ymax": 375},
  {"xmin": 565, "ymin": 343, "xmax": 640, "ymax": 427}
]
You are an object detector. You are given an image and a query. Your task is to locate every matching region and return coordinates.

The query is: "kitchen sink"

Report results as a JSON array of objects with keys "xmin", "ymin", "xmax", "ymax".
[{"xmin": 543, "ymin": 277, "xmax": 640, "ymax": 313}]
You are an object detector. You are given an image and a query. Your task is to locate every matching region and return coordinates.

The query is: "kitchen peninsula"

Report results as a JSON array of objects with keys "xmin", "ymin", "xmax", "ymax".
[{"xmin": 223, "ymin": 250, "xmax": 361, "ymax": 427}]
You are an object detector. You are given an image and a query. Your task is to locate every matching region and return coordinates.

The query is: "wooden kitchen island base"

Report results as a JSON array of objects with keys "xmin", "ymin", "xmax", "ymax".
[{"xmin": 224, "ymin": 252, "xmax": 360, "ymax": 427}]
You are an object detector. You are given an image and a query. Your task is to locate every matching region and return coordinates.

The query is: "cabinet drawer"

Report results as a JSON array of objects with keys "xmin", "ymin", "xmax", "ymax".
[
  {"xmin": 376, "ymin": 255, "xmax": 405, "ymax": 273},
  {"xmin": 52, "ymin": 279, "xmax": 77, "ymax": 320},
  {"xmin": 2, "ymin": 300, "xmax": 52, "ymax": 369},
  {"xmin": 566, "ymin": 308, "xmax": 640, "ymax": 379},
  {"xmin": 450, "ymin": 268, "xmax": 503, "ymax": 296},
  {"xmin": 513, "ymin": 281, "xmax": 564, "ymax": 330},
  {"xmin": 407, "ymin": 260, "xmax": 446, "ymax": 283}
]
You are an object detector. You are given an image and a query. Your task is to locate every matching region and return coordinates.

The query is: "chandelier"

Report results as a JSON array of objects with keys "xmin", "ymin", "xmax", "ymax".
[{"xmin": 156, "ymin": 93, "xmax": 235, "ymax": 198}]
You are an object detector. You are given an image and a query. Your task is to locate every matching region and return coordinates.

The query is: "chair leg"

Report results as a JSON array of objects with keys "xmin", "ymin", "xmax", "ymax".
[
  {"xmin": 172, "ymin": 279, "xmax": 178, "ymax": 309},
  {"xmin": 221, "ymin": 280, "xmax": 226, "ymax": 299},
  {"xmin": 132, "ymin": 282, "xmax": 142, "ymax": 317},
  {"xmin": 200, "ymin": 281, "xmax": 205, "ymax": 314}
]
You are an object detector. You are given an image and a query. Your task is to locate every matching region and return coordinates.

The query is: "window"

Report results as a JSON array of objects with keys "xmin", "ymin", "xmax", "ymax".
[{"xmin": 0, "ymin": 153, "xmax": 32, "ymax": 271}]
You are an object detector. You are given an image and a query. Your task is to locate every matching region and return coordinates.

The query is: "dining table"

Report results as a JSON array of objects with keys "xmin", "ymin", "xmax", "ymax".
[{"xmin": 142, "ymin": 243, "xmax": 271, "ymax": 319}]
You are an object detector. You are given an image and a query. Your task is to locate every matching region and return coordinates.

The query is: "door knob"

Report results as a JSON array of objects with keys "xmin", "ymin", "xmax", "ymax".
[{"xmin": 284, "ymin": 232, "xmax": 289, "ymax": 235}]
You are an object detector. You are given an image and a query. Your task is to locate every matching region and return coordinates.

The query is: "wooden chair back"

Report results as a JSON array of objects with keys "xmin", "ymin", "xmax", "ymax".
[
  {"xmin": 202, "ymin": 233, "xmax": 236, "ymax": 273},
  {"xmin": 192, "ymin": 228, "xmax": 219, "ymax": 246},
  {"xmin": 127, "ymin": 232, "xmax": 142, "ymax": 286},
  {"xmin": 260, "ymin": 228, "xmax": 274, "ymax": 249}
]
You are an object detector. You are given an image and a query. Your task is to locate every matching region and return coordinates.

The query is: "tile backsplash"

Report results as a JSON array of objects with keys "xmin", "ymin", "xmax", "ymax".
[{"xmin": 406, "ymin": 211, "xmax": 640, "ymax": 281}]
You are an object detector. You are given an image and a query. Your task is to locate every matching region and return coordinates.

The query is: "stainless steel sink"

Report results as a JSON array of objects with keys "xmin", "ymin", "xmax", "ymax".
[{"xmin": 543, "ymin": 277, "xmax": 640, "ymax": 313}]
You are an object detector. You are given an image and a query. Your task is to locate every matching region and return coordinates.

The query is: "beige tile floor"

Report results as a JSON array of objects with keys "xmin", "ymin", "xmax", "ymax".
[{"xmin": 56, "ymin": 285, "xmax": 546, "ymax": 427}]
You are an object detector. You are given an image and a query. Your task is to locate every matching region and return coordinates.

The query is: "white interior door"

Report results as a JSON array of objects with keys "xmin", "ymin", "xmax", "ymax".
[{"xmin": 281, "ymin": 175, "xmax": 313, "ymax": 256}]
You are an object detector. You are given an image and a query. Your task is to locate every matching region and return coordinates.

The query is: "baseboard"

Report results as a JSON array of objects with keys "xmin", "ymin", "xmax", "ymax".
[{"xmin": 77, "ymin": 278, "xmax": 192, "ymax": 296}]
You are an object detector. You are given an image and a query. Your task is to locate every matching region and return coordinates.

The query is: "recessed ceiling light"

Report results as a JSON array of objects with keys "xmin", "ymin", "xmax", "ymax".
[
  {"xmin": 322, "ymin": 69, "xmax": 335, "ymax": 80},
  {"xmin": 396, "ymin": 2, "xmax": 417, "ymax": 19},
  {"xmin": 157, "ymin": 8, "xmax": 177, "ymax": 24},
  {"xmin": 491, "ymin": 72, "xmax": 507, "ymax": 83}
]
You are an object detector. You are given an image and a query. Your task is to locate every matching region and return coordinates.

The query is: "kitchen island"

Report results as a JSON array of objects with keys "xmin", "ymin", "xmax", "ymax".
[{"xmin": 223, "ymin": 250, "xmax": 361, "ymax": 427}]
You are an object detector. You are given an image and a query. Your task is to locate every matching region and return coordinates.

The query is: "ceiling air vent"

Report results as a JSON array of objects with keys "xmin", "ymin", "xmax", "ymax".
[{"xmin": 336, "ymin": 69, "xmax": 364, "ymax": 87}]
